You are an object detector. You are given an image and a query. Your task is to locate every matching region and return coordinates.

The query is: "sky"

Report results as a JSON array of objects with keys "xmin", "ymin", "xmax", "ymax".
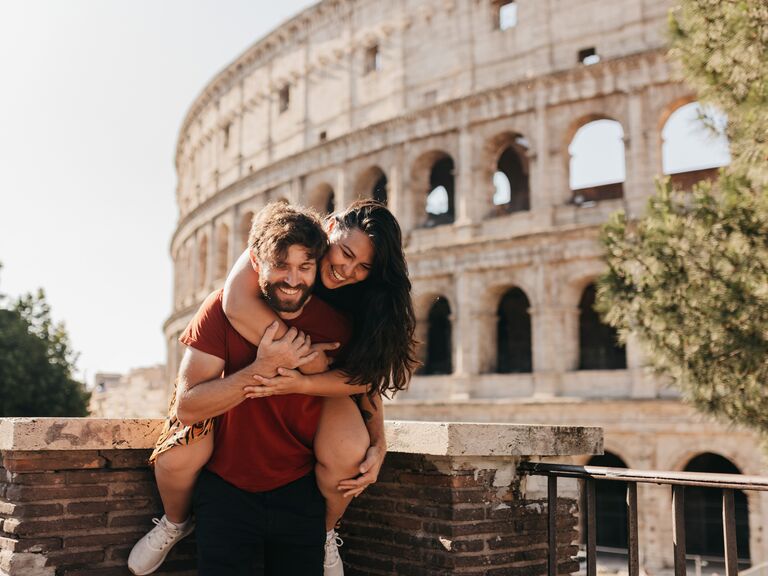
[
  {"xmin": 0, "ymin": 1, "xmax": 729, "ymax": 386},
  {"xmin": 0, "ymin": 1, "xmax": 316, "ymax": 384}
]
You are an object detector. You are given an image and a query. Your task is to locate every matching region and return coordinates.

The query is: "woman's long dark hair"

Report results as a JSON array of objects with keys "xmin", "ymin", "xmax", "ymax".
[{"xmin": 315, "ymin": 200, "xmax": 418, "ymax": 398}]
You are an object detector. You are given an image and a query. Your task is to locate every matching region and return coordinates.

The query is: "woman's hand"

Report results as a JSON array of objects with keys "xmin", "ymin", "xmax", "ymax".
[
  {"xmin": 255, "ymin": 321, "xmax": 317, "ymax": 373},
  {"xmin": 298, "ymin": 342, "xmax": 340, "ymax": 375},
  {"xmin": 244, "ymin": 367, "xmax": 308, "ymax": 398},
  {"xmin": 336, "ymin": 443, "xmax": 386, "ymax": 498}
]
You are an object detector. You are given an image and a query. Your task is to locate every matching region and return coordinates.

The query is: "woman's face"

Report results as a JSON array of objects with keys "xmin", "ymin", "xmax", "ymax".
[{"xmin": 319, "ymin": 225, "xmax": 375, "ymax": 289}]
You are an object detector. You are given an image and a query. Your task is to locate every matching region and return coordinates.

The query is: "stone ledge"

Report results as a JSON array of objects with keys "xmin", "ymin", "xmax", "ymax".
[
  {"xmin": 0, "ymin": 418, "xmax": 602, "ymax": 457},
  {"xmin": 0, "ymin": 418, "xmax": 165, "ymax": 451}
]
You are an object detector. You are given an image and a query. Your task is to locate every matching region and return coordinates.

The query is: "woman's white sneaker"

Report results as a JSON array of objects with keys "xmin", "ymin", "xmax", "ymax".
[
  {"xmin": 127, "ymin": 515, "xmax": 194, "ymax": 575},
  {"xmin": 324, "ymin": 530, "xmax": 344, "ymax": 576}
]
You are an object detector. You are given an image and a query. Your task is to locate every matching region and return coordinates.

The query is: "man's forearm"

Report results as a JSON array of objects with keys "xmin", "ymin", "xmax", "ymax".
[{"xmin": 177, "ymin": 359, "xmax": 275, "ymax": 425}]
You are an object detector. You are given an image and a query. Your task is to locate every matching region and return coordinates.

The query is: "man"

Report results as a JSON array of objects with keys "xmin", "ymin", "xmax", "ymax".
[{"xmin": 171, "ymin": 203, "xmax": 378, "ymax": 575}]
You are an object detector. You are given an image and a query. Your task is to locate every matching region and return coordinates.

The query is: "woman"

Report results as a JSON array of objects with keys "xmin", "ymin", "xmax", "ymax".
[{"xmin": 128, "ymin": 200, "xmax": 417, "ymax": 576}]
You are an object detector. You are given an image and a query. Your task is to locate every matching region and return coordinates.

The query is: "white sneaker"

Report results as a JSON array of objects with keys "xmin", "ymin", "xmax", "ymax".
[
  {"xmin": 324, "ymin": 530, "xmax": 344, "ymax": 576},
  {"xmin": 127, "ymin": 515, "xmax": 194, "ymax": 575}
]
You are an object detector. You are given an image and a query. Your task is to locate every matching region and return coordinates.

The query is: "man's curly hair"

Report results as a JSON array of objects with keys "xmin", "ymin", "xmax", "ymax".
[{"xmin": 248, "ymin": 202, "xmax": 328, "ymax": 264}]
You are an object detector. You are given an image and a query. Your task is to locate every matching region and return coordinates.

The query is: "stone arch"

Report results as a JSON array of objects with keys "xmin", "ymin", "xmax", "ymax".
[
  {"xmin": 496, "ymin": 287, "xmax": 532, "ymax": 373},
  {"xmin": 661, "ymin": 100, "xmax": 731, "ymax": 191},
  {"xmin": 578, "ymin": 283, "xmax": 626, "ymax": 370},
  {"xmin": 584, "ymin": 452, "xmax": 629, "ymax": 549},
  {"xmin": 683, "ymin": 452, "xmax": 750, "ymax": 561},
  {"xmin": 354, "ymin": 165, "xmax": 388, "ymax": 205},
  {"xmin": 484, "ymin": 132, "xmax": 531, "ymax": 216},
  {"xmin": 568, "ymin": 115, "xmax": 625, "ymax": 203},
  {"xmin": 197, "ymin": 233, "xmax": 208, "ymax": 291},
  {"xmin": 423, "ymin": 296, "xmax": 453, "ymax": 375},
  {"xmin": 412, "ymin": 150, "xmax": 455, "ymax": 227},
  {"xmin": 215, "ymin": 223, "xmax": 230, "ymax": 280},
  {"xmin": 239, "ymin": 211, "xmax": 255, "ymax": 250},
  {"xmin": 308, "ymin": 182, "xmax": 335, "ymax": 215}
]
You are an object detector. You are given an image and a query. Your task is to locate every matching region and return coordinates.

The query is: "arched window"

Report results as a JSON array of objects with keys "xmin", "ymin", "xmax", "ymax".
[
  {"xmin": 239, "ymin": 211, "xmax": 254, "ymax": 249},
  {"xmin": 215, "ymin": 223, "xmax": 229, "ymax": 280},
  {"xmin": 373, "ymin": 173, "xmax": 388, "ymax": 205},
  {"xmin": 569, "ymin": 119, "xmax": 625, "ymax": 203},
  {"xmin": 496, "ymin": 288, "xmax": 532, "ymax": 373},
  {"xmin": 355, "ymin": 166, "xmax": 388, "ymax": 205},
  {"xmin": 197, "ymin": 234, "xmax": 208, "ymax": 290},
  {"xmin": 493, "ymin": 141, "xmax": 530, "ymax": 214},
  {"xmin": 424, "ymin": 297, "xmax": 452, "ymax": 375},
  {"xmin": 309, "ymin": 183, "xmax": 335, "ymax": 215},
  {"xmin": 578, "ymin": 283, "xmax": 626, "ymax": 370},
  {"xmin": 585, "ymin": 453, "xmax": 628, "ymax": 549},
  {"xmin": 684, "ymin": 453, "xmax": 750, "ymax": 561},
  {"xmin": 662, "ymin": 102, "xmax": 730, "ymax": 191},
  {"xmin": 425, "ymin": 157, "xmax": 455, "ymax": 226}
]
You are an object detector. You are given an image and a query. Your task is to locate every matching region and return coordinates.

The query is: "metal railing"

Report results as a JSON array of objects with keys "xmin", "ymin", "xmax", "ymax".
[{"xmin": 520, "ymin": 462, "xmax": 768, "ymax": 576}]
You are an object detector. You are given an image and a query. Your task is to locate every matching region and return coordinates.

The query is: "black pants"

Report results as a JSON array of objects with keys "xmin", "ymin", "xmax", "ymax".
[{"xmin": 193, "ymin": 469, "xmax": 326, "ymax": 576}]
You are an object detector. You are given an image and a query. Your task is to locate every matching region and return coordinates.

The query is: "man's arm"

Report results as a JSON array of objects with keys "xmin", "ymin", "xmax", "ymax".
[
  {"xmin": 175, "ymin": 346, "xmax": 274, "ymax": 425},
  {"xmin": 176, "ymin": 321, "xmax": 319, "ymax": 424}
]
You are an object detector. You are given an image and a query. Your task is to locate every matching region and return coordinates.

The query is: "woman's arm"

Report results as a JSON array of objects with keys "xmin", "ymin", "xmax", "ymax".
[
  {"xmin": 244, "ymin": 368, "xmax": 369, "ymax": 398},
  {"xmin": 223, "ymin": 250, "xmax": 338, "ymax": 375},
  {"xmin": 222, "ymin": 249, "xmax": 289, "ymax": 345},
  {"xmin": 338, "ymin": 392, "xmax": 386, "ymax": 497}
]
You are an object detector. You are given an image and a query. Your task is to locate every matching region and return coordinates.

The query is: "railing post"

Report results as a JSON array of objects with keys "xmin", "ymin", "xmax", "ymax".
[
  {"xmin": 548, "ymin": 475, "xmax": 558, "ymax": 576},
  {"xmin": 672, "ymin": 485, "xmax": 687, "ymax": 576},
  {"xmin": 627, "ymin": 482, "xmax": 639, "ymax": 576},
  {"xmin": 585, "ymin": 478, "xmax": 597, "ymax": 576},
  {"xmin": 722, "ymin": 489, "xmax": 738, "ymax": 576}
]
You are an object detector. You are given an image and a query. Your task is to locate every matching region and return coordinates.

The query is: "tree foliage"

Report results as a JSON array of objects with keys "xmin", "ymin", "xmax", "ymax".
[
  {"xmin": 0, "ymin": 266, "xmax": 90, "ymax": 416},
  {"xmin": 597, "ymin": 1, "xmax": 768, "ymax": 435}
]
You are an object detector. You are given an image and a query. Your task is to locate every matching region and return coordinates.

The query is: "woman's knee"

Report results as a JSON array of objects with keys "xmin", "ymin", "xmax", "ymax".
[{"xmin": 315, "ymin": 431, "xmax": 369, "ymax": 474}]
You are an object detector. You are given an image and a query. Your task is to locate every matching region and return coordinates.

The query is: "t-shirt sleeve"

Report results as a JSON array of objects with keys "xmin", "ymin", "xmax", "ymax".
[{"xmin": 179, "ymin": 290, "xmax": 228, "ymax": 361}]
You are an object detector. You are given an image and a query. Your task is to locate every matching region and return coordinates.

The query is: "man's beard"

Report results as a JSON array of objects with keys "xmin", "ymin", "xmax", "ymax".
[{"xmin": 260, "ymin": 281, "xmax": 313, "ymax": 313}]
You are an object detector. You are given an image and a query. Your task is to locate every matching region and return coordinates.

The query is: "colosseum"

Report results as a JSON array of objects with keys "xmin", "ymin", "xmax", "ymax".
[{"xmin": 163, "ymin": 0, "xmax": 767, "ymax": 569}]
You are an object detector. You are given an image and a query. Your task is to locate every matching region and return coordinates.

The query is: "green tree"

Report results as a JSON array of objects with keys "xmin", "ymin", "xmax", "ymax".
[
  {"xmin": 597, "ymin": 1, "xmax": 768, "ymax": 436},
  {"xmin": 0, "ymin": 266, "xmax": 90, "ymax": 416}
]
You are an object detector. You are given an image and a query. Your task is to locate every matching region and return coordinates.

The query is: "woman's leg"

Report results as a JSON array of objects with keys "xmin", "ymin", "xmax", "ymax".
[
  {"xmin": 314, "ymin": 397, "xmax": 370, "ymax": 531},
  {"xmin": 154, "ymin": 432, "xmax": 214, "ymax": 523}
]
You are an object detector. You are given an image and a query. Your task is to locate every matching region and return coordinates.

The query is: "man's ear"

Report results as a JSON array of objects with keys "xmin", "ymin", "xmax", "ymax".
[{"xmin": 249, "ymin": 249, "xmax": 260, "ymax": 272}]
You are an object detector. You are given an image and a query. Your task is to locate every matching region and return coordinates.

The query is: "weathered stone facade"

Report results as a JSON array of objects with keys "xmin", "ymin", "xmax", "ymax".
[
  {"xmin": 89, "ymin": 365, "xmax": 167, "ymax": 419},
  {"xmin": 164, "ymin": 0, "xmax": 767, "ymax": 568}
]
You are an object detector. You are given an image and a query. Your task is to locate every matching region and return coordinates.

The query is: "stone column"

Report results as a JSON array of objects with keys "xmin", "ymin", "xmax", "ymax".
[
  {"xmin": 454, "ymin": 125, "xmax": 475, "ymax": 226},
  {"xmin": 532, "ymin": 86, "xmax": 552, "ymax": 214},
  {"xmin": 624, "ymin": 90, "xmax": 652, "ymax": 218},
  {"xmin": 530, "ymin": 305, "xmax": 574, "ymax": 396}
]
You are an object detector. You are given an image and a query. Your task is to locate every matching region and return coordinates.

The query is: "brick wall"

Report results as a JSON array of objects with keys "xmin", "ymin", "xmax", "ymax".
[
  {"xmin": 0, "ymin": 449, "xmax": 196, "ymax": 576},
  {"xmin": 342, "ymin": 453, "xmax": 578, "ymax": 576},
  {"xmin": 0, "ymin": 419, "xmax": 601, "ymax": 575}
]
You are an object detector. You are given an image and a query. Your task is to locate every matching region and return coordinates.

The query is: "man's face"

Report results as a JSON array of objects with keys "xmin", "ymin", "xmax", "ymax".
[{"xmin": 256, "ymin": 244, "xmax": 317, "ymax": 315}]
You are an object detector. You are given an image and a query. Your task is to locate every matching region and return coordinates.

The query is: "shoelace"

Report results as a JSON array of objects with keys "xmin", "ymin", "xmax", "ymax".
[
  {"xmin": 324, "ymin": 533, "xmax": 344, "ymax": 565},
  {"xmin": 147, "ymin": 517, "xmax": 181, "ymax": 550}
]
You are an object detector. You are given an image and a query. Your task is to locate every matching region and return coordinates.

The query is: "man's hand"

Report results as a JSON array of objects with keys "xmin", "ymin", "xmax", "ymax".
[
  {"xmin": 256, "ymin": 321, "xmax": 317, "ymax": 374},
  {"xmin": 336, "ymin": 443, "xmax": 386, "ymax": 498}
]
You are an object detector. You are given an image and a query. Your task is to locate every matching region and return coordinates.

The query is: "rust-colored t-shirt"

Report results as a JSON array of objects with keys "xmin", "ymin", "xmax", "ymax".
[{"xmin": 179, "ymin": 289, "xmax": 351, "ymax": 492}]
